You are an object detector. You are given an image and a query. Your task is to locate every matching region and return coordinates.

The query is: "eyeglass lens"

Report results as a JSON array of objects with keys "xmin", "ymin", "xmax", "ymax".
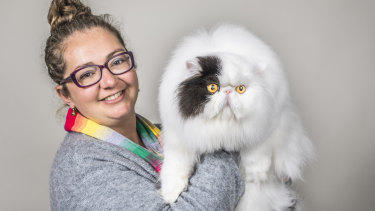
[{"xmin": 75, "ymin": 53, "xmax": 132, "ymax": 87}]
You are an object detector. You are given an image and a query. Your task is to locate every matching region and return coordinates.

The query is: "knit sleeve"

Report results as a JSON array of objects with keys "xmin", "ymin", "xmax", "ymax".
[
  {"xmin": 50, "ymin": 133, "xmax": 244, "ymax": 211},
  {"xmin": 170, "ymin": 151, "xmax": 245, "ymax": 211}
]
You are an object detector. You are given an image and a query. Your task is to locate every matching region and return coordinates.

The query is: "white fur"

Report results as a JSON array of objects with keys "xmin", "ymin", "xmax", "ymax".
[{"xmin": 158, "ymin": 24, "xmax": 314, "ymax": 210}]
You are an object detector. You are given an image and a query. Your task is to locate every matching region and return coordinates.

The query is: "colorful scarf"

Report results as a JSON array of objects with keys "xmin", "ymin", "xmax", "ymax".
[{"xmin": 64, "ymin": 108, "xmax": 163, "ymax": 173}]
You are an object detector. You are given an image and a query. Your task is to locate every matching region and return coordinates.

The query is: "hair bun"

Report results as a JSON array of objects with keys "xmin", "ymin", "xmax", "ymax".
[{"xmin": 48, "ymin": 0, "xmax": 92, "ymax": 32}]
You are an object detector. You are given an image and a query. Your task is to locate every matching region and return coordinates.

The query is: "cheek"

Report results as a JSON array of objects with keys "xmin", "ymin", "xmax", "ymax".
[
  {"xmin": 202, "ymin": 93, "xmax": 226, "ymax": 118},
  {"xmin": 122, "ymin": 69, "xmax": 138, "ymax": 86},
  {"xmin": 177, "ymin": 85, "xmax": 210, "ymax": 119},
  {"xmin": 240, "ymin": 87, "xmax": 274, "ymax": 117},
  {"xmin": 69, "ymin": 86, "xmax": 98, "ymax": 107},
  {"xmin": 230, "ymin": 93, "xmax": 251, "ymax": 118}
]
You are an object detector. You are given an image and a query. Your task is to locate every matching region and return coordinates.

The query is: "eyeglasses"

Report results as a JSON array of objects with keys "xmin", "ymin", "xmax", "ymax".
[{"xmin": 59, "ymin": 51, "xmax": 135, "ymax": 88}]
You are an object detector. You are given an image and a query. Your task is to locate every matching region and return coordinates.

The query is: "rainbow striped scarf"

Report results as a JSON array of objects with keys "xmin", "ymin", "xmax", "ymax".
[{"xmin": 64, "ymin": 108, "xmax": 163, "ymax": 173}]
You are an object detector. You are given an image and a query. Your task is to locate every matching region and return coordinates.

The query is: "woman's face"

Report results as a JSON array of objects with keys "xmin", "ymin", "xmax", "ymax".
[{"xmin": 57, "ymin": 27, "xmax": 139, "ymax": 129}]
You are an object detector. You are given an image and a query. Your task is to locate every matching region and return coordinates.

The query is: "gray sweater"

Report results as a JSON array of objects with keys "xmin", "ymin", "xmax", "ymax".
[{"xmin": 50, "ymin": 132, "xmax": 244, "ymax": 211}]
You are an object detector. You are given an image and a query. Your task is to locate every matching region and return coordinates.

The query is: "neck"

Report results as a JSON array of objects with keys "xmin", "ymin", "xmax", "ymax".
[{"xmin": 111, "ymin": 113, "xmax": 145, "ymax": 148}]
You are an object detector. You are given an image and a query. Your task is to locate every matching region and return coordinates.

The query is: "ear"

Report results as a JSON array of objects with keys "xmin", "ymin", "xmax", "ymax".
[
  {"xmin": 186, "ymin": 58, "xmax": 201, "ymax": 74},
  {"xmin": 56, "ymin": 85, "xmax": 75, "ymax": 108}
]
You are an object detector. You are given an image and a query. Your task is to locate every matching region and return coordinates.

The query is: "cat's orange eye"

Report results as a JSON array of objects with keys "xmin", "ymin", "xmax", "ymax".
[
  {"xmin": 207, "ymin": 84, "xmax": 219, "ymax": 94},
  {"xmin": 236, "ymin": 85, "xmax": 246, "ymax": 94}
]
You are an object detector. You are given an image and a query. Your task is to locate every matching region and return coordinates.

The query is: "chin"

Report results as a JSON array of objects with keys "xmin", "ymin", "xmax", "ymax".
[{"xmin": 105, "ymin": 103, "xmax": 134, "ymax": 120}]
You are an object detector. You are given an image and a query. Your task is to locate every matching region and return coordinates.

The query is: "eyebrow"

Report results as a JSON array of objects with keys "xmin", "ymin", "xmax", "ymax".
[
  {"xmin": 73, "ymin": 48, "xmax": 126, "ymax": 71},
  {"xmin": 106, "ymin": 48, "xmax": 126, "ymax": 60}
]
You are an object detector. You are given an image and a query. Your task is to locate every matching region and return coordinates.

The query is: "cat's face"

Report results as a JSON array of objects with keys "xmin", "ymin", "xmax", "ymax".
[{"xmin": 177, "ymin": 52, "xmax": 273, "ymax": 122}]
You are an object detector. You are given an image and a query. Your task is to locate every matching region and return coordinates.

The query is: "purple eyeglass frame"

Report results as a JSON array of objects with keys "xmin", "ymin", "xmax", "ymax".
[{"xmin": 59, "ymin": 51, "xmax": 134, "ymax": 88}]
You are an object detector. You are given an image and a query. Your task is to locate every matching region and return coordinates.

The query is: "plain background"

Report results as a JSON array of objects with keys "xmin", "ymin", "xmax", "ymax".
[{"xmin": 1, "ymin": 0, "xmax": 374, "ymax": 210}]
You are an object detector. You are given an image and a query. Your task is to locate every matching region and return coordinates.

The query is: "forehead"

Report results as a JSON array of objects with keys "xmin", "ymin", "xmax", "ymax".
[
  {"xmin": 64, "ymin": 27, "xmax": 122, "ymax": 51},
  {"xmin": 218, "ymin": 53, "xmax": 255, "ymax": 85},
  {"xmin": 63, "ymin": 27, "xmax": 124, "ymax": 72}
]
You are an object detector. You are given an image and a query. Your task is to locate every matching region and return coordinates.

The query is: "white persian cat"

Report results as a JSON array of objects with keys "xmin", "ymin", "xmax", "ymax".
[{"xmin": 158, "ymin": 24, "xmax": 313, "ymax": 211}]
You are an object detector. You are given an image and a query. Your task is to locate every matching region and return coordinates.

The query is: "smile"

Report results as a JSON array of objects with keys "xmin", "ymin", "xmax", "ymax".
[{"xmin": 102, "ymin": 90, "xmax": 124, "ymax": 101}]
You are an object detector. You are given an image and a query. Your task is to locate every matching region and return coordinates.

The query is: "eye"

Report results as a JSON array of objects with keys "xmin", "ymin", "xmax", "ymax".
[
  {"xmin": 236, "ymin": 85, "xmax": 246, "ymax": 94},
  {"xmin": 78, "ymin": 69, "xmax": 97, "ymax": 81},
  {"xmin": 207, "ymin": 84, "xmax": 219, "ymax": 94},
  {"xmin": 112, "ymin": 58, "xmax": 124, "ymax": 66},
  {"xmin": 110, "ymin": 54, "xmax": 130, "ymax": 67}
]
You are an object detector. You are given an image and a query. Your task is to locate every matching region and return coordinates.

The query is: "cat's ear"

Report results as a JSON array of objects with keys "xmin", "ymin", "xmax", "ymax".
[
  {"xmin": 186, "ymin": 59, "xmax": 202, "ymax": 74},
  {"xmin": 255, "ymin": 61, "xmax": 267, "ymax": 75}
]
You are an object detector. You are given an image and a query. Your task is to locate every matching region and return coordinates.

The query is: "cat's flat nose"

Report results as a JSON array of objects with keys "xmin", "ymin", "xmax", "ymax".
[{"xmin": 222, "ymin": 87, "xmax": 232, "ymax": 95}]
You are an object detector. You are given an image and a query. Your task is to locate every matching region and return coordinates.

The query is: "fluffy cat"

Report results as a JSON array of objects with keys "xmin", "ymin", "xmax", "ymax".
[{"xmin": 158, "ymin": 24, "xmax": 313, "ymax": 211}]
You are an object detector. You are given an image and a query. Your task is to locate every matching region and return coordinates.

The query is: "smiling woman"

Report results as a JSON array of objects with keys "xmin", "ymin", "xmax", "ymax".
[
  {"xmin": 44, "ymin": 0, "xmax": 244, "ymax": 210},
  {"xmin": 56, "ymin": 27, "xmax": 140, "ymax": 140}
]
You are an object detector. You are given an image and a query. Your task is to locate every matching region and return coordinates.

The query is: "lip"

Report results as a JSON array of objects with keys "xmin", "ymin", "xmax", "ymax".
[{"xmin": 99, "ymin": 90, "xmax": 125, "ymax": 104}]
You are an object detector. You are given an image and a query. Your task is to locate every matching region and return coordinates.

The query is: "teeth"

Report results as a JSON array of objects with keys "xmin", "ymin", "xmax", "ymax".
[{"xmin": 104, "ymin": 91, "xmax": 123, "ymax": 101}]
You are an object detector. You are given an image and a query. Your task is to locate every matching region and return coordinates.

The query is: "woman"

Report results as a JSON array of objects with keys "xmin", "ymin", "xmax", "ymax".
[{"xmin": 45, "ymin": 0, "xmax": 244, "ymax": 210}]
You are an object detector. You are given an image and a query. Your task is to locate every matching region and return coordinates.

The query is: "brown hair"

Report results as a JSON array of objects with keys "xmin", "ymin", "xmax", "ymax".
[{"xmin": 44, "ymin": 0, "xmax": 126, "ymax": 96}]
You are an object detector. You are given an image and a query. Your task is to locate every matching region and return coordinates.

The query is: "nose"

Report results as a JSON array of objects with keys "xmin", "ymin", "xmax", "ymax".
[
  {"xmin": 223, "ymin": 87, "xmax": 232, "ymax": 94},
  {"xmin": 99, "ymin": 68, "xmax": 117, "ymax": 88}
]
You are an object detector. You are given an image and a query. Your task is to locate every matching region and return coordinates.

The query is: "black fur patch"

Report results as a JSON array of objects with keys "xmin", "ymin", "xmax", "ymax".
[{"xmin": 177, "ymin": 56, "xmax": 221, "ymax": 119}]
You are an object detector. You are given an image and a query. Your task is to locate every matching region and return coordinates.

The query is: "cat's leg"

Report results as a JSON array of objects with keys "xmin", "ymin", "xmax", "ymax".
[
  {"xmin": 272, "ymin": 107, "xmax": 314, "ymax": 182},
  {"xmin": 236, "ymin": 143, "xmax": 273, "ymax": 211},
  {"xmin": 160, "ymin": 131, "xmax": 197, "ymax": 203},
  {"xmin": 236, "ymin": 181, "xmax": 298, "ymax": 211},
  {"xmin": 236, "ymin": 182, "xmax": 270, "ymax": 211},
  {"xmin": 240, "ymin": 142, "xmax": 273, "ymax": 183}
]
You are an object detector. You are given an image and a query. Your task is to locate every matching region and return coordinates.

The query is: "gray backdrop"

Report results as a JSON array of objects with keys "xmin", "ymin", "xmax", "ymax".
[{"xmin": 1, "ymin": 0, "xmax": 374, "ymax": 210}]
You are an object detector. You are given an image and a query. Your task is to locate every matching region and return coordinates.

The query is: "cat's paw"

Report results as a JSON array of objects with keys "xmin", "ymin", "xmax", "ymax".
[
  {"xmin": 161, "ymin": 177, "xmax": 189, "ymax": 203},
  {"xmin": 244, "ymin": 157, "xmax": 271, "ymax": 183},
  {"xmin": 245, "ymin": 171, "xmax": 269, "ymax": 183}
]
